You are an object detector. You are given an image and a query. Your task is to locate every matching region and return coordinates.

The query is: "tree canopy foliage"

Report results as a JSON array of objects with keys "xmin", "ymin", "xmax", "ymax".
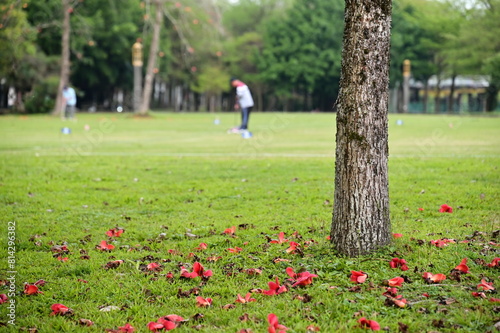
[{"xmin": 0, "ymin": 0, "xmax": 499, "ymax": 112}]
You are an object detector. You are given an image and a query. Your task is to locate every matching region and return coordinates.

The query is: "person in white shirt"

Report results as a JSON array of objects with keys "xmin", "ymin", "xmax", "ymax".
[
  {"xmin": 62, "ymin": 85, "xmax": 77, "ymax": 120},
  {"xmin": 230, "ymin": 78, "xmax": 254, "ymax": 131}
]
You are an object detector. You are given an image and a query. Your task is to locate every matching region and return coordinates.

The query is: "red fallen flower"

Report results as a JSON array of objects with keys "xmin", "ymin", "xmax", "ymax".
[
  {"xmin": 285, "ymin": 241, "xmax": 300, "ymax": 254},
  {"xmin": 118, "ymin": 323, "xmax": 135, "ymax": 332},
  {"xmin": 389, "ymin": 258, "xmax": 409, "ymax": 271},
  {"xmin": 422, "ymin": 272, "xmax": 446, "ymax": 283},
  {"xmin": 24, "ymin": 284, "xmax": 43, "ymax": 295},
  {"xmin": 382, "ymin": 287, "xmax": 398, "ymax": 298},
  {"xmin": 439, "ymin": 204, "xmax": 453, "ymax": 213},
  {"xmin": 147, "ymin": 263, "xmax": 162, "ymax": 272},
  {"xmin": 385, "ymin": 294, "xmax": 407, "ymax": 308},
  {"xmin": 158, "ymin": 315, "xmax": 185, "ymax": 330},
  {"xmin": 0, "ymin": 294, "xmax": 8, "ymax": 304},
  {"xmin": 147, "ymin": 322, "xmax": 165, "ymax": 332},
  {"xmin": 262, "ymin": 277, "xmax": 288, "ymax": 296},
  {"xmin": 392, "ymin": 233, "xmax": 403, "ymax": 238},
  {"xmin": 429, "ymin": 238, "xmax": 455, "ymax": 248},
  {"xmin": 306, "ymin": 324, "xmax": 320, "ymax": 332},
  {"xmin": 180, "ymin": 262, "xmax": 212, "ymax": 279},
  {"xmin": 268, "ymin": 313, "xmax": 289, "ymax": 333},
  {"xmin": 34, "ymin": 279, "xmax": 47, "ymax": 286},
  {"xmin": 50, "ymin": 303, "xmax": 72, "ymax": 316},
  {"xmin": 106, "ymin": 228, "xmax": 124, "ymax": 237},
  {"xmin": 235, "ymin": 293, "xmax": 256, "ymax": 304},
  {"xmin": 357, "ymin": 317, "xmax": 380, "ymax": 331},
  {"xmin": 168, "ymin": 249, "xmax": 182, "ymax": 255},
  {"xmin": 195, "ymin": 243, "xmax": 207, "ymax": 251},
  {"xmin": 270, "ymin": 232, "xmax": 289, "ymax": 244},
  {"xmin": 285, "ymin": 267, "xmax": 318, "ymax": 287},
  {"xmin": 387, "ymin": 277, "xmax": 404, "ymax": 287},
  {"xmin": 490, "ymin": 298, "xmax": 500, "ymax": 302},
  {"xmin": 487, "ymin": 258, "xmax": 500, "ymax": 267},
  {"xmin": 228, "ymin": 247, "xmax": 243, "ymax": 253},
  {"xmin": 244, "ymin": 268, "xmax": 262, "ymax": 275},
  {"xmin": 418, "ymin": 207, "xmax": 424, "ymax": 211},
  {"xmin": 57, "ymin": 256, "xmax": 69, "ymax": 262},
  {"xmin": 350, "ymin": 271, "xmax": 368, "ymax": 284},
  {"xmin": 166, "ymin": 272, "xmax": 174, "ymax": 279},
  {"xmin": 472, "ymin": 291, "xmax": 487, "ymax": 298},
  {"xmin": 196, "ymin": 296, "xmax": 212, "ymax": 307},
  {"xmin": 51, "ymin": 244, "xmax": 69, "ymax": 253},
  {"xmin": 223, "ymin": 226, "xmax": 236, "ymax": 235},
  {"xmin": 422, "ymin": 293, "xmax": 430, "ymax": 298},
  {"xmin": 453, "ymin": 258, "xmax": 470, "ymax": 274},
  {"xmin": 477, "ymin": 279, "xmax": 495, "ymax": 291},
  {"xmin": 96, "ymin": 240, "xmax": 115, "ymax": 251}
]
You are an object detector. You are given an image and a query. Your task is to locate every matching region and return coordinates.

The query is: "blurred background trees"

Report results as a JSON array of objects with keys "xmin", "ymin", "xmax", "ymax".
[{"xmin": 0, "ymin": 0, "xmax": 499, "ymax": 113}]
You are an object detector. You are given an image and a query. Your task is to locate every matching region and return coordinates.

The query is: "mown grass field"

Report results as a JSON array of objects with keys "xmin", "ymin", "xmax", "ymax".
[{"xmin": 0, "ymin": 112, "xmax": 499, "ymax": 332}]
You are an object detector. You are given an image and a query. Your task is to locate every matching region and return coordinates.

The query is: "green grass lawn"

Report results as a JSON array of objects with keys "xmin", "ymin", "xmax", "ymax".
[{"xmin": 0, "ymin": 112, "xmax": 499, "ymax": 332}]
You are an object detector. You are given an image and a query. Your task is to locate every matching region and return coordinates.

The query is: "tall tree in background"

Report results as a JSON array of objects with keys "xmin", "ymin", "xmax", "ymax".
[
  {"xmin": 52, "ymin": 0, "xmax": 71, "ymax": 116},
  {"xmin": 331, "ymin": 0, "xmax": 392, "ymax": 256},
  {"xmin": 138, "ymin": 0, "xmax": 163, "ymax": 115}
]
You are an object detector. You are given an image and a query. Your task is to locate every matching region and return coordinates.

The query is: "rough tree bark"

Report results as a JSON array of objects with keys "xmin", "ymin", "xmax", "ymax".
[
  {"xmin": 52, "ymin": 0, "xmax": 71, "ymax": 117},
  {"xmin": 331, "ymin": 0, "xmax": 393, "ymax": 257},
  {"xmin": 138, "ymin": 0, "xmax": 163, "ymax": 115}
]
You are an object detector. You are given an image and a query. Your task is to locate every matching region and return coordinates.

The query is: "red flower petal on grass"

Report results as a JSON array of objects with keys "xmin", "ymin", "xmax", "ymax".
[
  {"xmin": 196, "ymin": 296, "xmax": 212, "ymax": 307},
  {"xmin": 285, "ymin": 241, "xmax": 300, "ymax": 254},
  {"xmin": 422, "ymin": 272, "xmax": 446, "ymax": 283},
  {"xmin": 487, "ymin": 258, "xmax": 500, "ymax": 267},
  {"xmin": 228, "ymin": 247, "xmax": 243, "ymax": 253},
  {"xmin": 57, "ymin": 256, "xmax": 69, "ymax": 262},
  {"xmin": 0, "ymin": 294, "xmax": 8, "ymax": 304},
  {"xmin": 453, "ymin": 258, "xmax": 470, "ymax": 274},
  {"xmin": 430, "ymin": 238, "xmax": 455, "ymax": 248},
  {"xmin": 223, "ymin": 226, "xmax": 236, "ymax": 235},
  {"xmin": 387, "ymin": 277, "xmax": 404, "ymax": 287},
  {"xmin": 382, "ymin": 287, "xmax": 398, "ymax": 298},
  {"xmin": 244, "ymin": 268, "xmax": 262, "ymax": 275},
  {"xmin": 118, "ymin": 323, "xmax": 135, "ymax": 332},
  {"xmin": 24, "ymin": 284, "xmax": 43, "ymax": 295},
  {"xmin": 357, "ymin": 317, "xmax": 380, "ymax": 331},
  {"xmin": 106, "ymin": 228, "xmax": 124, "ymax": 237},
  {"xmin": 270, "ymin": 232, "xmax": 289, "ymax": 244},
  {"xmin": 389, "ymin": 258, "xmax": 408, "ymax": 271},
  {"xmin": 350, "ymin": 271, "xmax": 368, "ymax": 284},
  {"xmin": 147, "ymin": 322, "xmax": 165, "ymax": 332},
  {"xmin": 96, "ymin": 240, "xmax": 115, "ymax": 251},
  {"xmin": 285, "ymin": 267, "xmax": 318, "ymax": 287},
  {"xmin": 472, "ymin": 292, "xmax": 487, "ymax": 298},
  {"xmin": 392, "ymin": 233, "xmax": 403, "ymax": 238},
  {"xmin": 195, "ymin": 243, "xmax": 208, "ymax": 251},
  {"xmin": 147, "ymin": 263, "xmax": 162, "ymax": 272},
  {"xmin": 262, "ymin": 277, "xmax": 288, "ymax": 296},
  {"xmin": 489, "ymin": 298, "xmax": 500, "ymax": 302},
  {"xmin": 235, "ymin": 293, "xmax": 256, "ymax": 304},
  {"xmin": 439, "ymin": 204, "xmax": 453, "ymax": 213},
  {"xmin": 268, "ymin": 313, "xmax": 289, "ymax": 333},
  {"xmin": 180, "ymin": 262, "xmax": 212, "ymax": 279},
  {"xmin": 477, "ymin": 279, "xmax": 495, "ymax": 291},
  {"xmin": 50, "ymin": 303, "xmax": 71, "ymax": 316}
]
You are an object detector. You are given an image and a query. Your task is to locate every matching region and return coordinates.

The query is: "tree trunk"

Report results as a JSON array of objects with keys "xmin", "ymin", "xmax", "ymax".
[
  {"xmin": 423, "ymin": 78, "xmax": 429, "ymax": 113},
  {"xmin": 448, "ymin": 74, "xmax": 456, "ymax": 113},
  {"xmin": 52, "ymin": 0, "xmax": 71, "ymax": 117},
  {"xmin": 331, "ymin": 0, "xmax": 392, "ymax": 257},
  {"xmin": 138, "ymin": 0, "xmax": 163, "ymax": 115}
]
